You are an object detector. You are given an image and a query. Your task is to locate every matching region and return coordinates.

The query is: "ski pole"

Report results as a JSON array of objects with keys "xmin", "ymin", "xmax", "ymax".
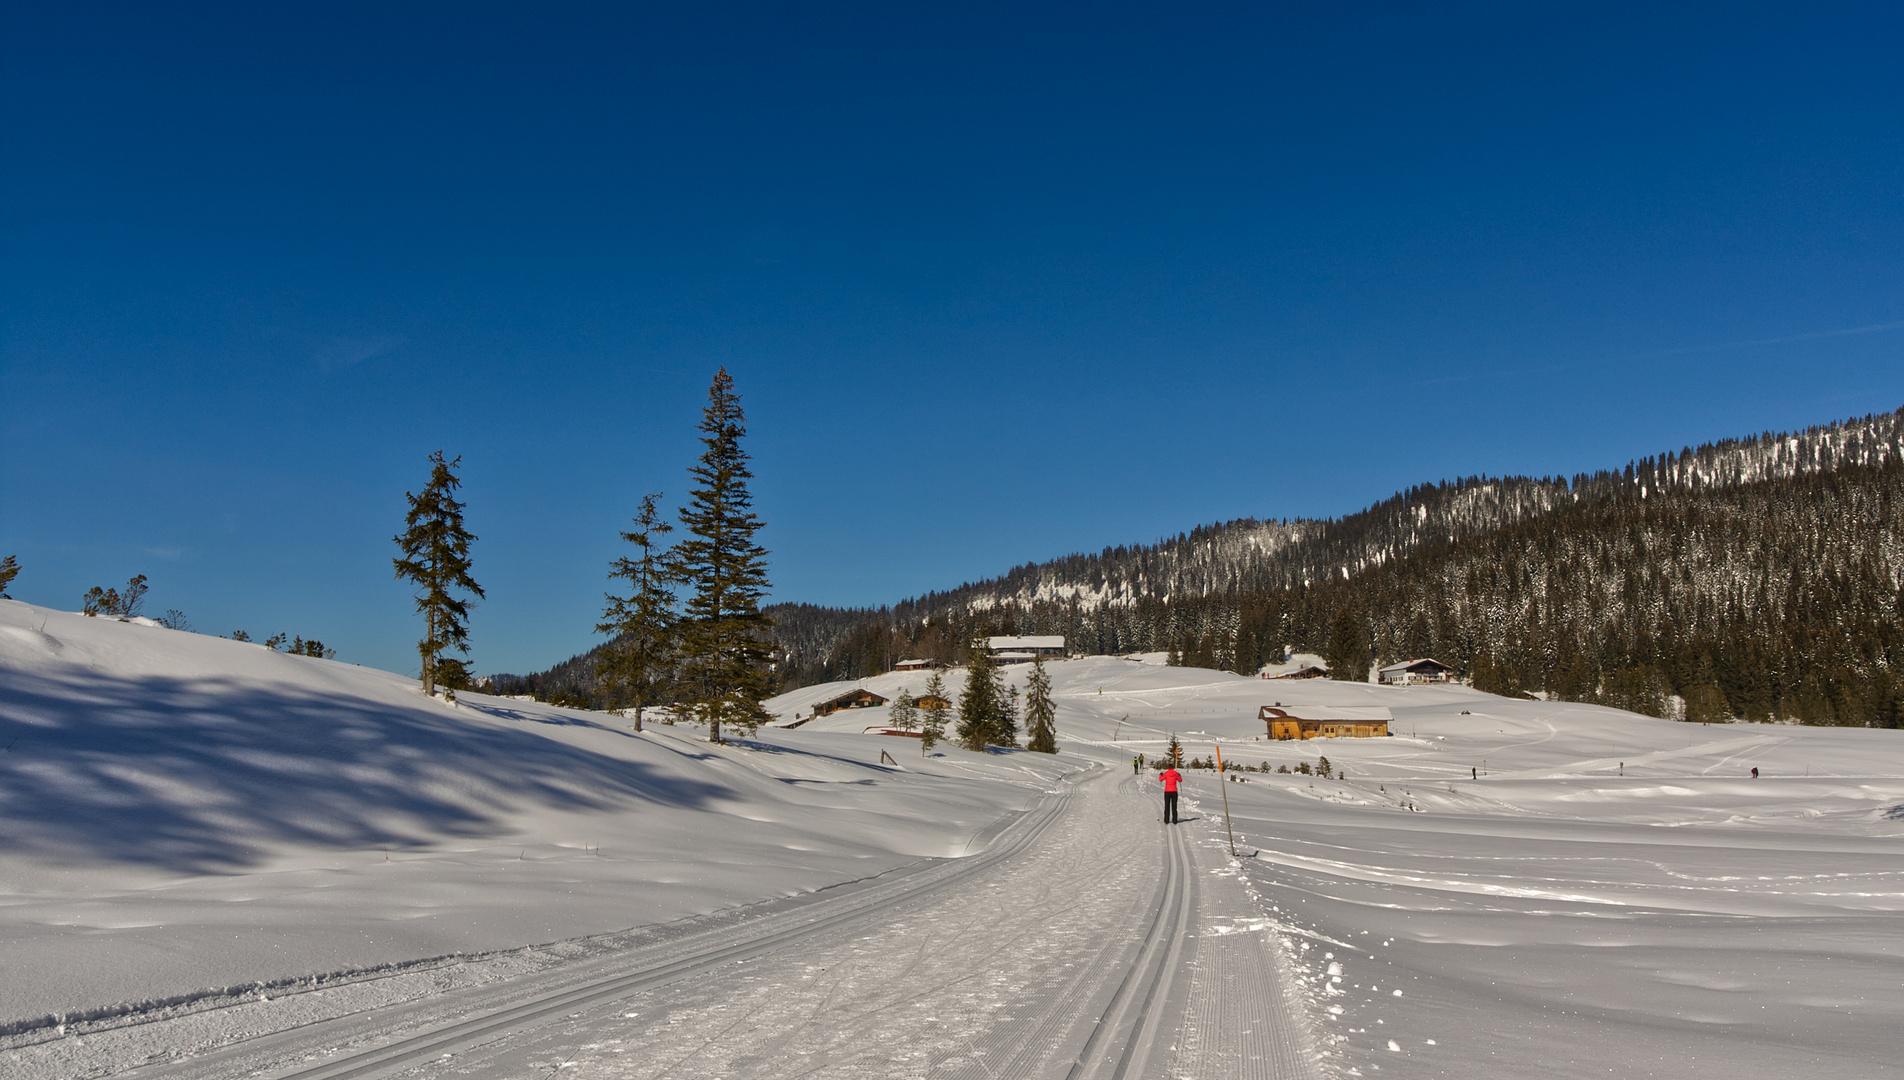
[{"xmin": 1215, "ymin": 743, "xmax": 1237, "ymax": 857}]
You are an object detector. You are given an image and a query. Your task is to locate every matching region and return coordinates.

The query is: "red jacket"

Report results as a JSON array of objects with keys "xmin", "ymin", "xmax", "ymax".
[{"xmin": 1160, "ymin": 768, "xmax": 1182, "ymax": 792}]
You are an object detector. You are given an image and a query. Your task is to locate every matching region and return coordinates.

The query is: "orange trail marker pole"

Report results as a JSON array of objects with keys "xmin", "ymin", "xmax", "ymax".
[{"xmin": 1215, "ymin": 744, "xmax": 1238, "ymax": 857}]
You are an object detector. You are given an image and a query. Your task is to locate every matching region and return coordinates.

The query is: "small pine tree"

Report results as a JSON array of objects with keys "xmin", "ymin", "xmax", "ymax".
[
  {"xmin": 674, "ymin": 370, "xmax": 775, "ymax": 743},
  {"xmin": 919, "ymin": 671, "xmax": 950, "ymax": 753},
  {"xmin": 1166, "ymin": 733, "xmax": 1184, "ymax": 768},
  {"xmin": 0, "ymin": 555, "xmax": 19, "ymax": 598},
  {"xmin": 597, "ymin": 493, "xmax": 680, "ymax": 733},
  {"xmin": 393, "ymin": 451, "xmax": 485, "ymax": 697},
  {"xmin": 1024, "ymin": 655, "xmax": 1058, "ymax": 753},
  {"xmin": 957, "ymin": 640, "xmax": 1004, "ymax": 751},
  {"xmin": 889, "ymin": 688, "xmax": 917, "ymax": 731},
  {"xmin": 1317, "ymin": 755, "xmax": 1332, "ymax": 778},
  {"xmin": 995, "ymin": 683, "xmax": 1020, "ymax": 748}
]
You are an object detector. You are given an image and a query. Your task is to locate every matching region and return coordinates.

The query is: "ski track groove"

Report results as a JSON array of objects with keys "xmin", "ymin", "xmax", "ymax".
[{"xmin": 85, "ymin": 762, "xmax": 1314, "ymax": 1080}]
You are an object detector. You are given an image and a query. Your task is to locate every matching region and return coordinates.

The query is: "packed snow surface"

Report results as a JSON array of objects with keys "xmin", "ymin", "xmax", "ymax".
[
  {"xmin": 783, "ymin": 656, "xmax": 1904, "ymax": 1078},
  {"xmin": 0, "ymin": 601, "xmax": 1065, "ymax": 1024},
  {"xmin": 5, "ymin": 599, "xmax": 1903, "ymax": 1079}
]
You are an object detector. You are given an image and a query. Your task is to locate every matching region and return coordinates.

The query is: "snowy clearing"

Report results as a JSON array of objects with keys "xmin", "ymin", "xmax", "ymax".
[{"xmin": 5, "ymin": 601, "xmax": 1902, "ymax": 1078}]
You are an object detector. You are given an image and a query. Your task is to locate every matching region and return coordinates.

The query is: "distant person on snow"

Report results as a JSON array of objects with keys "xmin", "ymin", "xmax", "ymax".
[
  {"xmin": 1751, "ymin": 767, "xmax": 1759, "ymax": 779},
  {"xmin": 1160, "ymin": 764, "xmax": 1183, "ymax": 823},
  {"xmin": 1133, "ymin": 754, "xmax": 1143, "ymax": 775}
]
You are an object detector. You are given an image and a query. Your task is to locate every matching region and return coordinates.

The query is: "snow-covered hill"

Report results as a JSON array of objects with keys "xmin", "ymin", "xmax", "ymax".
[
  {"xmin": 0, "ymin": 600, "xmax": 1067, "ymax": 1024},
  {"xmin": 783, "ymin": 656, "xmax": 1904, "ymax": 1077}
]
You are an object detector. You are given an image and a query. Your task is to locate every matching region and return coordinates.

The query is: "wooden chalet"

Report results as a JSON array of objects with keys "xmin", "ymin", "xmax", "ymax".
[
  {"xmin": 1377, "ymin": 658, "xmax": 1457, "ymax": 686},
  {"xmin": 1260, "ymin": 705, "xmax": 1392, "ymax": 740},
  {"xmin": 812, "ymin": 688, "xmax": 889, "ymax": 718},
  {"xmin": 894, "ymin": 658, "xmax": 938, "ymax": 672},
  {"xmin": 986, "ymin": 636, "xmax": 1066, "ymax": 664},
  {"xmin": 913, "ymin": 694, "xmax": 952, "ymax": 711},
  {"xmin": 1266, "ymin": 665, "xmax": 1329, "ymax": 680}
]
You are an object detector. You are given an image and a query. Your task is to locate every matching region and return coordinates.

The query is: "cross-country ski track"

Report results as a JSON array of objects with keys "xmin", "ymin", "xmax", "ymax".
[{"xmin": 65, "ymin": 766, "xmax": 1317, "ymax": 1080}]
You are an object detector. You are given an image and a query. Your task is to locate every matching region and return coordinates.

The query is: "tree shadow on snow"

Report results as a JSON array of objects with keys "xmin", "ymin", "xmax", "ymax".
[{"xmin": 0, "ymin": 670, "xmax": 734, "ymax": 873}]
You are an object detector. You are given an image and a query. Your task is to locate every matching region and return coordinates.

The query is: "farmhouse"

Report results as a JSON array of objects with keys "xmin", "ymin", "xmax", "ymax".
[
  {"xmin": 986, "ymin": 635, "xmax": 1065, "ymax": 664},
  {"xmin": 894, "ymin": 658, "xmax": 938, "ymax": 672},
  {"xmin": 1377, "ymin": 658, "xmax": 1457, "ymax": 686},
  {"xmin": 913, "ymin": 694, "xmax": 952, "ymax": 711},
  {"xmin": 812, "ymin": 688, "xmax": 889, "ymax": 717},
  {"xmin": 1266, "ymin": 664, "xmax": 1329, "ymax": 680},
  {"xmin": 1260, "ymin": 705, "xmax": 1392, "ymax": 739}
]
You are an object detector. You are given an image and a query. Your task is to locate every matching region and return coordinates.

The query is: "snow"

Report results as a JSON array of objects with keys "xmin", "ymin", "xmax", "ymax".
[
  {"xmin": 6, "ymin": 603, "xmax": 1902, "ymax": 1079},
  {"xmin": 0, "ymin": 601, "xmax": 1067, "ymax": 1027}
]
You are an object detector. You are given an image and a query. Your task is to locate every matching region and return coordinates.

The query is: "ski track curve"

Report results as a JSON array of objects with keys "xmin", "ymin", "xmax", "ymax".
[{"xmin": 57, "ymin": 764, "xmax": 1314, "ymax": 1080}]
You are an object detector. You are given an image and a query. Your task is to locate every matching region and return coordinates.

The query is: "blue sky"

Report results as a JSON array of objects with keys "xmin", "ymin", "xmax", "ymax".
[{"xmin": 5, "ymin": 2, "xmax": 1903, "ymax": 676}]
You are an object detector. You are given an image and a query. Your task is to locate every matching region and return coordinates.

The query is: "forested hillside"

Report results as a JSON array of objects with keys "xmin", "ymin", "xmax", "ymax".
[{"xmin": 510, "ymin": 408, "xmax": 1904, "ymax": 726}]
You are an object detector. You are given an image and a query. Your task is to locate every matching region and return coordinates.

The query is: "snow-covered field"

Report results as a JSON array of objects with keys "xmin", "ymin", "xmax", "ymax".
[
  {"xmin": 6, "ymin": 599, "xmax": 1902, "ymax": 1079},
  {"xmin": 867, "ymin": 654, "xmax": 1902, "ymax": 1079},
  {"xmin": 0, "ymin": 601, "xmax": 1066, "ymax": 1027}
]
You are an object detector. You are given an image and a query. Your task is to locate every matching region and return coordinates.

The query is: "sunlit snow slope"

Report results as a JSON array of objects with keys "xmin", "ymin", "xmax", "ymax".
[
  {"xmin": 787, "ymin": 656, "xmax": 1904, "ymax": 1079},
  {"xmin": 0, "ymin": 601, "xmax": 1065, "ymax": 1023}
]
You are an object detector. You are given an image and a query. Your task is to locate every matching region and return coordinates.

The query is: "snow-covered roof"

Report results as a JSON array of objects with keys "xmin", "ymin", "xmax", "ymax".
[
  {"xmin": 1378, "ymin": 657, "xmax": 1453, "ymax": 674},
  {"xmin": 987, "ymin": 635, "xmax": 1065, "ymax": 650},
  {"xmin": 1261, "ymin": 705, "xmax": 1394, "ymax": 722}
]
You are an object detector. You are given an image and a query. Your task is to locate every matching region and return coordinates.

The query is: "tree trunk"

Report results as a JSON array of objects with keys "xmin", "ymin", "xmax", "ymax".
[{"xmin": 423, "ymin": 607, "xmax": 436, "ymax": 696}]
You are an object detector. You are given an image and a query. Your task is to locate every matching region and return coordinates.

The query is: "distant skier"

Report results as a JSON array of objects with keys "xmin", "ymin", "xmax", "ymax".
[
  {"xmin": 1160, "ymin": 764, "xmax": 1182, "ymax": 824},
  {"xmin": 1133, "ymin": 754, "xmax": 1143, "ymax": 775},
  {"xmin": 1751, "ymin": 767, "xmax": 1759, "ymax": 779}
]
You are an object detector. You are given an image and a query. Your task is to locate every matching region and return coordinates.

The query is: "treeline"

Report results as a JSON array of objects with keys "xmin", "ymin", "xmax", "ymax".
[{"xmin": 763, "ymin": 409, "xmax": 1904, "ymax": 728}]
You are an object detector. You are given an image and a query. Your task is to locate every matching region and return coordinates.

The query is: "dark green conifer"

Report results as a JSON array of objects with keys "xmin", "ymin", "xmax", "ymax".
[
  {"xmin": 0, "ymin": 555, "xmax": 19, "ymax": 598},
  {"xmin": 1024, "ymin": 655, "xmax": 1058, "ymax": 753},
  {"xmin": 597, "ymin": 493, "xmax": 680, "ymax": 733},
  {"xmin": 957, "ymin": 640, "xmax": 1003, "ymax": 751},
  {"xmin": 919, "ymin": 670, "xmax": 950, "ymax": 754},
  {"xmin": 1326, "ymin": 607, "xmax": 1370, "ymax": 682},
  {"xmin": 674, "ymin": 370, "xmax": 775, "ymax": 743},
  {"xmin": 393, "ymin": 451, "xmax": 484, "ymax": 697}
]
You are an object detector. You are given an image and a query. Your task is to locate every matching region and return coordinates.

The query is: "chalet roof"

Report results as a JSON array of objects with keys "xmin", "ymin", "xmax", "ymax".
[
  {"xmin": 1377, "ymin": 657, "xmax": 1454, "ymax": 674},
  {"xmin": 1259, "ymin": 705, "xmax": 1394, "ymax": 722},
  {"xmin": 818, "ymin": 688, "xmax": 888, "ymax": 707},
  {"xmin": 987, "ymin": 635, "xmax": 1065, "ymax": 650}
]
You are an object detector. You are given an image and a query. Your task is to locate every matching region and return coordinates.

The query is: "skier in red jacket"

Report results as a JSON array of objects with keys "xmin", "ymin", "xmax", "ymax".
[{"xmin": 1159, "ymin": 765, "xmax": 1182, "ymax": 824}]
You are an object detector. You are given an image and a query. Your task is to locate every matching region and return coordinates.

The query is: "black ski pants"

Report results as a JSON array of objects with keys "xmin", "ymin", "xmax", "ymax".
[{"xmin": 1163, "ymin": 790, "xmax": 1179, "ymax": 823}]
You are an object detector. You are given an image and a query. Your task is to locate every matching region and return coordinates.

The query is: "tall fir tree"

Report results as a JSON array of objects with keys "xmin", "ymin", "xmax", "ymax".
[
  {"xmin": 0, "ymin": 554, "xmax": 21, "ymax": 598},
  {"xmin": 1325, "ymin": 606, "xmax": 1370, "ymax": 682},
  {"xmin": 675, "ymin": 369, "xmax": 775, "ymax": 743},
  {"xmin": 957, "ymin": 639, "xmax": 1004, "ymax": 751},
  {"xmin": 597, "ymin": 493, "xmax": 680, "ymax": 732},
  {"xmin": 1024, "ymin": 655, "xmax": 1058, "ymax": 753},
  {"xmin": 393, "ymin": 451, "xmax": 484, "ymax": 697},
  {"xmin": 919, "ymin": 670, "xmax": 950, "ymax": 754}
]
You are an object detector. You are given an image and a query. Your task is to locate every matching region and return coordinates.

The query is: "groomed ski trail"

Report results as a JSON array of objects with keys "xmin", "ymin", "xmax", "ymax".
[{"xmin": 93, "ymin": 763, "xmax": 1315, "ymax": 1080}]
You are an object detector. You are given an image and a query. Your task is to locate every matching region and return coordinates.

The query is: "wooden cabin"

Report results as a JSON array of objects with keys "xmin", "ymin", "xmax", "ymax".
[
  {"xmin": 1266, "ymin": 665, "xmax": 1329, "ymax": 680},
  {"xmin": 986, "ymin": 635, "xmax": 1065, "ymax": 663},
  {"xmin": 1260, "ymin": 705, "xmax": 1392, "ymax": 739},
  {"xmin": 813, "ymin": 688, "xmax": 889, "ymax": 717},
  {"xmin": 1377, "ymin": 657, "xmax": 1456, "ymax": 686},
  {"xmin": 894, "ymin": 658, "xmax": 938, "ymax": 672},
  {"xmin": 913, "ymin": 694, "xmax": 952, "ymax": 711}
]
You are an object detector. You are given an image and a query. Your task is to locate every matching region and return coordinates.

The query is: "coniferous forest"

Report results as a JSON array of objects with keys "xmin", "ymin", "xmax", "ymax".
[{"xmin": 512, "ymin": 407, "xmax": 1904, "ymax": 728}]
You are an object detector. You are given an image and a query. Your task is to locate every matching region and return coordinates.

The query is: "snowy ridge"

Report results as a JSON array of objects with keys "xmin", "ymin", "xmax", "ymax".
[{"xmin": 767, "ymin": 407, "xmax": 1904, "ymax": 676}]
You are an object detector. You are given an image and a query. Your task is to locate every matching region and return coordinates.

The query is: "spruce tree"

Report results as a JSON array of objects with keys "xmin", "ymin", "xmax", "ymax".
[
  {"xmin": 919, "ymin": 670, "xmax": 950, "ymax": 754},
  {"xmin": 1024, "ymin": 655, "xmax": 1058, "ymax": 753},
  {"xmin": 0, "ymin": 555, "xmax": 17, "ymax": 598},
  {"xmin": 597, "ymin": 493, "xmax": 680, "ymax": 733},
  {"xmin": 675, "ymin": 369, "xmax": 775, "ymax": 743},
  {"xmin": 956, "ymin": 640, "xmax": 1003, "ymax": 751},
  {"xmin": 393, "ymin": 451, "xmax": 484, "ymax": 697},
  {"xmin": 1326, "ymin": 607, "xmax": 1370, "ymax": 682}
]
